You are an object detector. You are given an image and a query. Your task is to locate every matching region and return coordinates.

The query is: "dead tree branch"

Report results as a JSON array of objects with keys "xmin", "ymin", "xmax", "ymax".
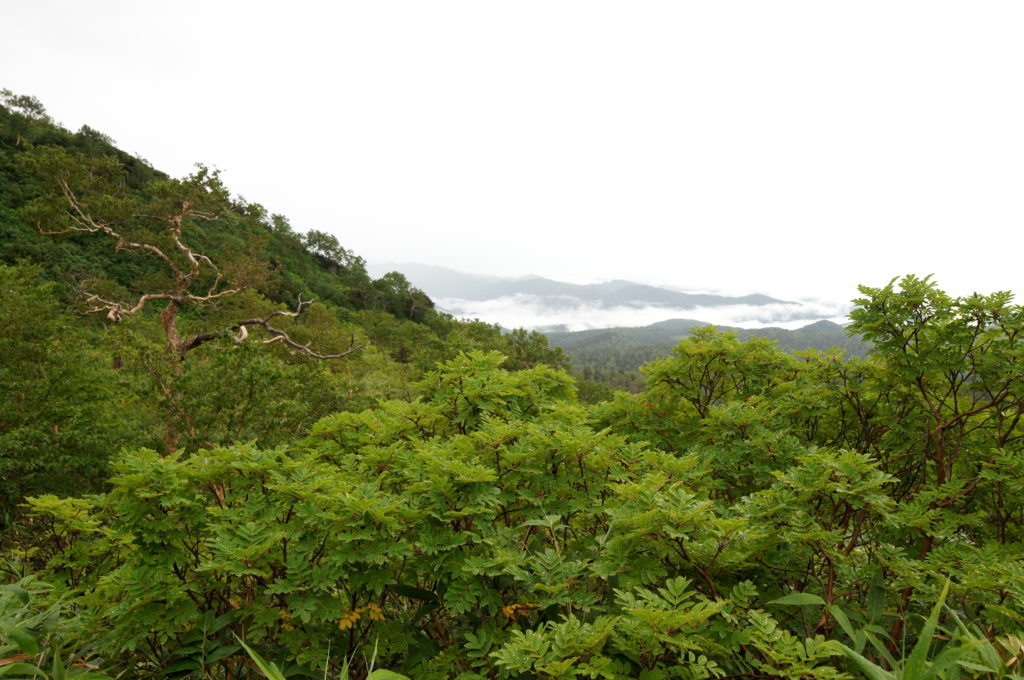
[
  {"xmin": 36, "ymin": 162, "xmax": 364, "ymax": 365},
  {"xmin": 41, "ymin": 177, "xmax": 239, "ymax": 326},
  {"xmin": 180, "ymin": 296, "xmax": 369, "ymax": 361}
]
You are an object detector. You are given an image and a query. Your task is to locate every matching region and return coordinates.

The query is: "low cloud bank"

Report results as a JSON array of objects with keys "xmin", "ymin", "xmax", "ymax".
[{"xmin": 436, "ymin": 295, "xmax": 852, "ymax": 332}]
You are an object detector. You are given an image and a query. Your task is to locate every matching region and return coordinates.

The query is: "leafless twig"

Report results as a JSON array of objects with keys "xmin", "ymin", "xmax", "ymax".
[{"xmin": 181, "ymin": 296, "xmax": 369, "ymax": 360}]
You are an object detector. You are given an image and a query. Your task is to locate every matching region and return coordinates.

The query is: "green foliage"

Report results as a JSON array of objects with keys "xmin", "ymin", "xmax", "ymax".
[
  {"xmin": 0, "ymin": 575, "xmax": 112, "ymax": 679},
  {"xmin": 7, "ymin": 353, "xmax": 852, "ymax": 678},
  {"xmin": 549, "ymin": 319, "xmax": 867, "ymax": 393},
  {"xmin": 501, "ymin": 328, "xmax": 570, "ymax": 372},
  {"xmin": 593, "ymin": 276, "xmax": 1024, "ymax": 671},
  {"xmin": 0, "ymin": 89, "xmax": 570, "ymax": 504},
  {"xmin": 0, "ymin": 264, "xmax": 140, "ymax": 523},
  {"xmin": 237, "ymin": 637, "xmax": 289, "ymax": 680},
  {"xmin": 6, "ymin": 90, "xmax": 1024, "ymax": 680},
  {"xmin": 11, "ymin": 273, "xmax": 1024, "ymax": 677},
  {"xmin": 835, "ymin": 580, "xmax": 1024, "ymax": 680},
  {"xmin": 0, "ymin": 98, "xmax": 435, "ymax": 323}
]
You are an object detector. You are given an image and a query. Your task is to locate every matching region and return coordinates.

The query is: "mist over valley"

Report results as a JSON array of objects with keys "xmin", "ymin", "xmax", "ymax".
[{"xmin": 369, "ymin": 261, "xmax": 852, "ymax": 332}]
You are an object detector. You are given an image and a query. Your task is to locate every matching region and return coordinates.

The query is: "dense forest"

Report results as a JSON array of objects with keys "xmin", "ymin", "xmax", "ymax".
[
  {"xmin": 2, "ymin": 90, "xmax": 1024, "ymax": 680},
  {"xmin": 548, "ymin": 320, "xmax": 868, "ymax": 393}
]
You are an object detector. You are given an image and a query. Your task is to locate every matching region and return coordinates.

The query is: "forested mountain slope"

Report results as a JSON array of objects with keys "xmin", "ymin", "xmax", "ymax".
[
  {"xmin": 548, "ymin": 319, "xmax": 867, "ymax": 392},
  {"xmin": 0, "ymin": 94, "xmax": 432, "ymax": 322}
]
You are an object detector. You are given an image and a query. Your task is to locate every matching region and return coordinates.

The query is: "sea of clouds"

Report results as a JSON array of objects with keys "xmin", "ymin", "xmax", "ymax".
[{"xmin": 436, "ymin": 295, "xmax": 852, "ymax": 332}]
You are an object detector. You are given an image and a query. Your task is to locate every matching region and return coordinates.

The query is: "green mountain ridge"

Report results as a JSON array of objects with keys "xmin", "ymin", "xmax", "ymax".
[{"xmin": 547, "ymin": 318, "xmax": 866, "ymax": 391}]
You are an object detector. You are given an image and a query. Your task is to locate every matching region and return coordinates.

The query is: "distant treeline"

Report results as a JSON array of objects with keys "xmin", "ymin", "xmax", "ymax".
[{"xmin": 548, "ymin": 318, "xmax": 867, "ymax": 392}]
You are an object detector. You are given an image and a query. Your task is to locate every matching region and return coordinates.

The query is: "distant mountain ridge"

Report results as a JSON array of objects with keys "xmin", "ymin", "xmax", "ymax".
[
  {"xmin": 548, "ymin": 319, "xmax": 863, "ymax": 355},
  {"xmin": 369, "ymin": 262, "xmax": 794, "ymax": 310},
  {"xmin": 546, "ymin": 319, "xmax": 866, "ymax": 391}
]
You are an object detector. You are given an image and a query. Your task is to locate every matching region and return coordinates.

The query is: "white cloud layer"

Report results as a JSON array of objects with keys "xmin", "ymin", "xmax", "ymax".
[{"xmin": 436, "ymin": 295, "xmax": 852, "ymax": 332}]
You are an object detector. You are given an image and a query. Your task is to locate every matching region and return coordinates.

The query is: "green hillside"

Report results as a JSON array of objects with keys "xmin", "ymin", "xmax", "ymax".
[
  {"xmin": 549, "ymin": 318, "xmax": 867, "ymax": 392},
  {"xmin": 0, "ymin": 90, "xmax": 567, "ymax": 509},
  {"xmin": 3, "ymin": 90, "xmax": 1024, "ymax": 680}
]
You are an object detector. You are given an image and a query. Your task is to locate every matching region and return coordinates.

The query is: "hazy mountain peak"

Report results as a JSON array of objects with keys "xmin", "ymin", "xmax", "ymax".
[{"xmin": 367, "ymin": 261, "xmax": 849, "ymax": 332}]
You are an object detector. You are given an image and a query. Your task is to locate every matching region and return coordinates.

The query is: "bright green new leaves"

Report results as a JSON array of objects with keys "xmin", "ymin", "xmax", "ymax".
[
  {"xmin": 20, "ymin": 352, "xmax": 853, "ymax": 678},
  {"xmin": 642, "ymin": 326, "xmax": 798, "ymax": 421},
  {"xmin": 493, "ymin": 578, "xmax": 844, "ymax": 680},
  {"xmin": 22, "ymin": 355, "xmax": 627, "ymax": 676},
  {"xmin": 16, "ymin": 274, "xmax": 1024, "ymax": 679},
  {"xmin": 595, "ymin": 278, "xmax": 1024, "ymax": 669}
]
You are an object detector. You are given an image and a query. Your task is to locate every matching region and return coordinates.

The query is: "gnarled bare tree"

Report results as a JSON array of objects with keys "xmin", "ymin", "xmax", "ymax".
[{"xmin": 23, "ymin": 147, "xmax": 366, "ymax": 364}]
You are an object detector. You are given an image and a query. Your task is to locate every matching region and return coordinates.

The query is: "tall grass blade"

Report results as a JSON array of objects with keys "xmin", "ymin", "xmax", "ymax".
[
  {"xmin": 236, "ymin": 637, "xmax": 288, "ymax": 680},
  {"xmin": 905, "ymin": 579, "xmax": 951, "ymax": 680}
]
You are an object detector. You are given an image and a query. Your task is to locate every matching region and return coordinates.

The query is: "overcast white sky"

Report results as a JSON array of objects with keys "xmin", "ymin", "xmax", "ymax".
[{"xmin": 4, "ymin": 1, "xmax": 1023, "ymax": 304}]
